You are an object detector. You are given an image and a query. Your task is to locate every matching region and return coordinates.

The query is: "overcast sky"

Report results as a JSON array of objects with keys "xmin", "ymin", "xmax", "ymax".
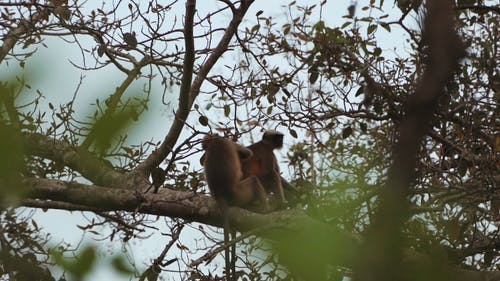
[{"xmin": 0, "ymin": 0, "xmax": 413, "ymax": 280}]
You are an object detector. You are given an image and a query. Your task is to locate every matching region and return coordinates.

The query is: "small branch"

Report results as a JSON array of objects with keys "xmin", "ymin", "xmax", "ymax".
[
  {"xmin": 189, "ymin": 224, "xmax": 270, "ymax": 268},
  {"xmin": 0, "ymin": 8, "xmax": 51, "ymax": 63},
  {"xmin": 80, "ymin": 56, "xmax": 151, "ymax": 150},
  {"xmin": 456, "ymin": 5, "xmax": 500, "ymax": 14},
  {"xmin": 138, "ymin": 0, "xmax": 255, "ymax": 174},
  {"xmin": 355, "ymin": 0, "xmax": 465, "ymax": 280},
  {"xmin": 136, "ymin": 0, "xmax": 197, "ymax": 175},
  {"xmin": 189, "ymin": 1, "xmax": 254, "ymax": 102},
  {"xmin": 140, "ymin": 223, "xmax": 184, "ymax": 281}
]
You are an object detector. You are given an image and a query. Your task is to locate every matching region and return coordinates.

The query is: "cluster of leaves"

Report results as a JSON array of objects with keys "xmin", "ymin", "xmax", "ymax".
[
  {"xmin": 231, "ymin": 0, "xmax": 499, "ymax": 275},
  {"xmin": 0, "ymin": 0, "xmax": 498, "ymax": 280}
]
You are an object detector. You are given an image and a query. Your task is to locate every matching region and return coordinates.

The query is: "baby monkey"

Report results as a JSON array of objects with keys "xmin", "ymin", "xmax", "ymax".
[
  {"xmin": 201, "ymin": 134, "xmax": 269, "ymax": 210},
  {"xmin": 242, "ymin": 130, "xmax": 286, "ymax": 203}
]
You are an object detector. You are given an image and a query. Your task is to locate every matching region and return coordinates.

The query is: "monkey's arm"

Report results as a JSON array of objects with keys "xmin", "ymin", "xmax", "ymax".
[
  {"xmin": 281, "ymin": 176, "xmax": 298, "ymax": 192},
  {"xmin": 235, "ymin": 144, "xmax": 253, "ymax": 160}
]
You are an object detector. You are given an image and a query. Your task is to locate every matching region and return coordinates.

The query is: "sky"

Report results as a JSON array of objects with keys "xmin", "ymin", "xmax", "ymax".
[{"xmin": 1, "ymin": 0, "xmax": 413, "ymax": 280}]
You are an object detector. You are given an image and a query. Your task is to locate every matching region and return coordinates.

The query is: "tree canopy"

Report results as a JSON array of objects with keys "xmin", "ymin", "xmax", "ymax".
[{"xmin": 0, "ymin": 0, "xmax": 499, "ymax": 280}]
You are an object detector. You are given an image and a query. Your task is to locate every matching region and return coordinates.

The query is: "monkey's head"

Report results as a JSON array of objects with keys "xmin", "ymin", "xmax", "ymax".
[
  {"xmin": 201, "ymin": 134, "xmax": 218, "ymax": 150},
  {"xmin": 262, "ymin": 130, "xmax": 284, "ymax": 149}
]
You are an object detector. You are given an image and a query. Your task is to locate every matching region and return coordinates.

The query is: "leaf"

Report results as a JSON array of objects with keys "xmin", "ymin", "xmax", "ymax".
[
  {"xmin": 224, "ymin": 105, "xmax": 230, "ymax": 117},
  {"xmin": 309, "ymin": 67, "xmax": 319, "ymax": 84},
  {"xmin": 341, "ymin": 21, "xmax": 351, "ymax": 29},
  {"xmin": 97, "ymin": 45, "xmax": 105, "ymax": 57},
  {"xmin": 296, "ymin": 33, "xmax": 310, "ymax": 42},
  {"xmin": 367, "ymin": 24, "xmax": 377, "ymax": 35},
  {"xmin": 355, "ymin": 86, "xmax": 364, "ymax": 97},
  {"xmin": 251, "ymin": 24, "xmax": 260, "ymax": 33},
  {"xmin": 256, "ymin": 10, "xmax": 263, "ymax": 16},
  {"xmin": 198, "ymin": 116, "xmax": 208, "ymax": 126},
  {"xmin": 342, "ymin": 126, "xmax": 352, "ymax": 139},
  {"xmin": 380, "ymin": 22, "xmax": 391, "ymax": 32},
  {"xmin": 112, "ymin": 256, "xmax": 135, "ymax": 275},
  {"xmin": 360, "ymin": 122, "xmax": 367, "ymax": 133},
  {"xmin": 123, "ymin": 32, "xmax": 137, "ymax": 49},
  {"xmin": 289, "ymin": 129, "xmax": 298, "ymax": 138},
  {"xmin": 283, "ymin": 24, "xmax": 291, "ymax": 35}
]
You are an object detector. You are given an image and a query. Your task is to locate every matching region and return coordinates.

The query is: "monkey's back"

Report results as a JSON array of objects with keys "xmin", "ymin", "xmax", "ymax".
[{"xmin": 203, "ymin": 137, "xmax": 242, "ymax": 200}]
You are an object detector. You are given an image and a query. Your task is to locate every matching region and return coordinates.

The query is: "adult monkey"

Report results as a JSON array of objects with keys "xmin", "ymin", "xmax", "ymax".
[
  {"xmin": 201, "ymin": 134, "xmax": 269, "ymax": 209},
  {"xmin": 201, "ymin": 134, "xmax": 269, "ymax": 281},
  {"xmin": 241, "ymin": 130, "xmax": 287, "ymax": 203}
]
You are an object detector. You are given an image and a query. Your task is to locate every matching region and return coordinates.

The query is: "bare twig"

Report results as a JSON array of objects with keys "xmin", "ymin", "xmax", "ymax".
[
  {"xmin": 138, "ymin": 0, "xmax": 255, "ymax": 175},
  {"xmin": 0, "ymin": 8, "xmax": 51, "ymax": 63}
]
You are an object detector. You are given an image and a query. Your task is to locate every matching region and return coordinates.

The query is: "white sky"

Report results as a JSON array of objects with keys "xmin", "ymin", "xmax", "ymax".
[{"xmin": 1, "ymin": 0, "xmax": 414, "ymax": 280}]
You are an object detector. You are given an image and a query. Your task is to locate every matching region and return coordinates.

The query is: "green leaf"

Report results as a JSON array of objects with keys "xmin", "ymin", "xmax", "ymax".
[
  {"xmin": 251, "ymin": 24, "xmax": 261, "ymax": 33},
  {"xmin": 380, "ymin": 22, "xmax": 391, "ymax": 32},
  {"xmin": 283, "ymin": 24, "xmax": 291, "ymax": 35},
  {"xmin": 112, "ymin": 256, "xmax": 135, "ymax": 275},
  {"xmin": 51, "ymin": 245, "xmax": 97, "ymax": 279},
  {"xmin": 341, "ymin": 21, "xmax": 351, "ymax": 29},
  {"xmin": 367, "ymin": 24, "xmax": 377, "ymax": 35}
]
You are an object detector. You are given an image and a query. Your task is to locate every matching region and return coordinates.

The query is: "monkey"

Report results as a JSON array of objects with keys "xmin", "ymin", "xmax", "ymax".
[
  {"xmin": 201, "ymin": 134, "xmax": 268, "ymax": 209},
  {"xmin": 145, "ymin": 167, "xmax": 166, "ymax": 193},
  {"xmin": 241, "ymin": 130, "xmax": 286, "ymax": 204},
  {"xmin": 201, "ymin": 134, "xmax": 269, "ymax": 280}
]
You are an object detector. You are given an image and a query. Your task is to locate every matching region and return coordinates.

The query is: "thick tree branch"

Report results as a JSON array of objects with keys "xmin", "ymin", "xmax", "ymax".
[
  {"xmin": 80, "ymin": 56, "xmax": 151, "ymax": 150},
  {"xmin": 12, "ymin": 178, "xmax": 500, "ymax": 281},
  {"xmin": 355, "ymin": 1, "xmax": 465, "ymax": 281},
  {"xmin": 23, "ymin": 132, "xmax": 126, "ymax": 188},
  {"xmin": 18, "ymin": 177, "xmax": 337, "ymax": 236},
  {"xmin": 138, "ymin": 0, "xmax": 255, "ymax": 173},
  {"xmin": 456, "ymin": 5, "xmax": 500, "ymax": 14},
  {"xmin": 137, "ymin": 0, "xmax": 197, "ymax": 174}
]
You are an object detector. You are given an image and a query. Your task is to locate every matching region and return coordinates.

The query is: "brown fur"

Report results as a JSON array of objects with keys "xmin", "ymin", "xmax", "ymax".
[
  {"xmin": 241, "ymin": 131, "xmax": 285, "ymax": 203},
  {"xmin": 202, "ymin": 135, "xmax": 268, "ymax": 209}
]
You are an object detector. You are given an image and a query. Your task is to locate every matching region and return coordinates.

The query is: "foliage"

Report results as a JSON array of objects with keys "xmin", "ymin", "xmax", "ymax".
[{"xmin": 0, "ymin": 0, "xmax": 498, "ymax": 280}]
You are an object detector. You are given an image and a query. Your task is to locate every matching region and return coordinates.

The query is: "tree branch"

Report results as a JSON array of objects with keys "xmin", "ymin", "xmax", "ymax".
[
  {"xmin": 138, "ymin": 0, "xmax": 255, "ymax": 174},
  {"xmin": 137, "ymin": 0, "xmax": 197, "ymax": 175},
  {"xmin": 355, "ymin": 0, "xmax": 465, "ymax": 280},
  {"xmin": 0, "ymin": 8, "xmax": 51, "ymax": 63},
  {"xmin": 13, "ymin": 178, "xmax": 500, "ymax": 281},
  {"xmin": 80, "ymin": 56, "xmax": 151, "ymax": 150},
  {"xmin": 23, "ymin": 132, "xmax": 125, "ymax": 188}
]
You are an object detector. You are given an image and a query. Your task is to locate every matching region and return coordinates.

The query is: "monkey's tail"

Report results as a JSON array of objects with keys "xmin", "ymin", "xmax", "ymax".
[
  {"xmin": 219, "ymin": 200, "xmax": 233, "ymax": 281},
  {"xmin": 224, "ymin": 216, "xmax": 231, "ymax": 281},
  {"xmin": 230, "ymin": 229, "xmax": 236, "ymax": 281}
]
